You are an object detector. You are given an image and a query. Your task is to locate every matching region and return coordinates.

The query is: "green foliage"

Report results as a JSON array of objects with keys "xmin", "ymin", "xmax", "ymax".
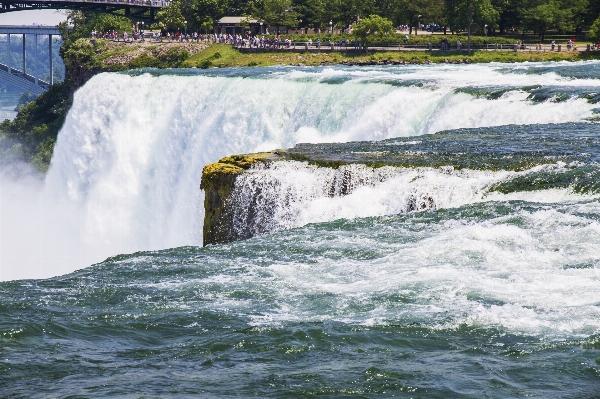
[
  {"xmin": 155, "ymin": 0, "xmax": 187, "ymax": 31},
  {"xmin": 446, "ymin": 0, "xmax": 499, "ymax": 34},
  {"xmin": 128, "ymin": 53, "xmax": 162, "ymax": 69},
  {"xmin": 520, "ymin": 0, "xmax": 573, "ymax": 39},
  {"xmin": 253, "ymin": 0, "xmax": 299, "ymax": 28},
  {"xmin": 198, "ymin": 59, "xmax": 213, "ymax": 68},
  {"xmin": 589, "ymin": 14, "xmax": 600, "ymax": 40},
  {"xmin": 30, "ymin": 137, "xmax": 56, "ymax": 172},
  {"xmin": 157, "ymin": 48, "xmax": 191, "ymax": 67},
  {"xmin": 61, "ymin": 38, "xmax": 100, "ymax": 70},
  {"xmin": 199, "ymin": 18, "xmax": 215, "ymax": 33},
  {"xmin": 128, "ymin": 47, "xmax": 190, "ymax": 69},
  {"xmin": 88, "ymin": 13, "xmax": 134, "ymax": 33},
  {"xmin": 0, "ymin": 83, "xmax": 69, "ymax": 172},
  {"xmin": 353, "ymin": 15, "xmax": 395, "ymax": 48},
  {"xmin": 295, "ymin": 0, "xmax": 326, "ymax": 30},
  {"xmin": 14, "ymin": 92, "xmax": 37, "ymax": 112},
  {"xmin": 385, "ymin": 0, "xmax": 445, "ymax": 34},
  {"xmin": 181, "ymin": 0, "xmax": 233, "ymax": 31},
  {"xmin": 196, "ymin": 50, "xmax": 222, "ymax": 68},
  {"xmin": 60, "ymin": 11, "xmax": 132, "ymax": 43}
]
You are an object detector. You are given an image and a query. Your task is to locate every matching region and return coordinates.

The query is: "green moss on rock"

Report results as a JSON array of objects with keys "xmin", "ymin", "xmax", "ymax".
[{"xmin": 200, "ymin": 152, "xmax": 282, "ymax": 246}]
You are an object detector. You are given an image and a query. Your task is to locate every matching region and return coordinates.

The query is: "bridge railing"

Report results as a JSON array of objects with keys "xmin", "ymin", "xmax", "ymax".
[{"xmin": 13, "ymin": 0, "xmax": 170, "ymax": 6}]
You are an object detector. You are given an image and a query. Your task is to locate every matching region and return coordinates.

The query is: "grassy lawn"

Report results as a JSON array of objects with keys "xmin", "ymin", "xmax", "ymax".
[{"xmin": 182, "ymin": 43, "xmax": 600, "ymax": 68}]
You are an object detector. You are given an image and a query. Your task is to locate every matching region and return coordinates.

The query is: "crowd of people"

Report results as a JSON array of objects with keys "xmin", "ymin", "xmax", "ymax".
[
  {"xmin": 90, "ymin": 29, "xmax": 351, "ymax": 49},
  {"xmin": 91, "ymin": 28, "xmax": 587, "ymax": 54},
  {"xmin": 91, "ymin": 29, "xmax": 221, "ymax": 43}
]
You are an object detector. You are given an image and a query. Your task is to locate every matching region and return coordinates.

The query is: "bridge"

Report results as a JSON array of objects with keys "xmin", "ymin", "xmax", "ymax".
[
  {"xmin": 0, "ymin": 0, "xmax": 168, "ymax": 22},
  {"xmin": 1, "ymin": 25, "xmax": 61, "ymax": 94},
  {"xmin": 0, "ymin": 0, "xmax": 169, "ymax": 93}
]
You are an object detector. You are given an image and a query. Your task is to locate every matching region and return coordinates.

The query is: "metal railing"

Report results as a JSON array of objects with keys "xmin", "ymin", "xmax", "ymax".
[
  {"xmin": 0, "ymin": 61, "xmax": 49, "ymax": 94},
  {"xmin": 233, "ymin": 41, "xmax": 585, "ymax": 53}
]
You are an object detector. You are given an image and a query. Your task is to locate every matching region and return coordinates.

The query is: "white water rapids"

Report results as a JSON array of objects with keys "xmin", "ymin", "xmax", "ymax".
[
  {"xmin": 2, "ymin": 62, "xmax": 600, "ymax": 280},
  {"xmin": 226, "ymin": 161, "xmax": 598, "ymax": 239}
]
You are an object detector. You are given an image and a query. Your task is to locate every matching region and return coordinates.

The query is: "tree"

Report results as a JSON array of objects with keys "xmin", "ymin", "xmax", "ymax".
[
  {"xmin": 446, "ymin": 0, "xmax": 499, "ymax": 34},
  {"xmin": 568, "ymin": 0, "xmax": 589, "ymax": 33},
  {"xmin": 155, "ymin": 0, "xmax": 187, "ymax": 31},
  {"xmin": 60, "ymin": 11, "xmax": 132, "ymax": 42},
  {"xmin": 520, "ymin": 0, "xmax": 572, "ymax": 40},
  {"xmin": 330, "ymin": 0, "xmax": 377, "ymax": 31},
  {"xmin": 294, "ymin": 0, "xmax": 326, "ymax": 31},
  {"xmin": 492, "ymin": 0, "xmax": 521, "ymax": 34},
  {"xmin": 353, "ymin": 14, "xmax": 394, "ymax": 50},
  {"xmin": 253, "ymin": 0, "xmax": 298, "ymax": 32},
  {"xmin": 199, "ymin": 18, "xmax": 215, "ymax": 34},
  {"xmin": 61, "ymin": 38, "xmax": 98, "ymax": 69},
  {"xmin": 588, "ymin": 14, "xmax": 600, "ymax": 40},
  {"xmin": 181, "ymin": 0, "xmax": 229, "ymax": 31},
  {"xmin": 385, "ymin": 0, "xmax": 444, "ymax": 34},
  {"xmin": 587, "ymin": 0, "xmax": 600, "ymax": 30}
]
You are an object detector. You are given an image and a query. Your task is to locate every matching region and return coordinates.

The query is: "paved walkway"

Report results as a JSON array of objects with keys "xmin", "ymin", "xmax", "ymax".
[{"xmin": 236, "ymin": 42, "xmax": 587, "ymax": 54}]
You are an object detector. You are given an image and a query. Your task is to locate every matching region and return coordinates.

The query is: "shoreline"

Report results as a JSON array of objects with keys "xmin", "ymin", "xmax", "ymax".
[
  {"xmin": 179, "ymin": 43, "xmax": 600, "ymax": 69},
  {"xmin": 82, "ymin": 40, "xmax": 600, "ymax": 71}
]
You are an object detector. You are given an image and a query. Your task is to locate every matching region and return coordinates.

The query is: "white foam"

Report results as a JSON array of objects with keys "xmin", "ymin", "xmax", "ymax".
[
  {"xmin": 240, "ymin": 202, "xmax": 600, "ymax": 338},
  {"xmin": 228, "ymin": 161, "xmax": 595, "ymax": 236},
  {"xmin": 3, "ymin": 63, "xmax": 600, "ymax": 280}
]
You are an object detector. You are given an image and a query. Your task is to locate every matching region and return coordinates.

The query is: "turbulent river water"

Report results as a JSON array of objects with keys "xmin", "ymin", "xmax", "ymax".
[{"xmin": 2, "ymin": 62, "xmax": 600, "ymax": 397}]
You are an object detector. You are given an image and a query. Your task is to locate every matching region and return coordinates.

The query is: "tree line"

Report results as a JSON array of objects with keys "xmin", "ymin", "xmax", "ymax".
[{"xmin": 152, "ymin": 0, "xmax": 600, "ymax": 40}]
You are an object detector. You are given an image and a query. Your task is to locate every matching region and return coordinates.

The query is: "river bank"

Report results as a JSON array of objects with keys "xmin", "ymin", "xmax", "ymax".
[
  {"xmin": 70, "ymin": 39, "xmax": 600, "ymax": 71},
  {"xmin": 187, "ymin": 43, "xmax": 600, "ymax": 68}
]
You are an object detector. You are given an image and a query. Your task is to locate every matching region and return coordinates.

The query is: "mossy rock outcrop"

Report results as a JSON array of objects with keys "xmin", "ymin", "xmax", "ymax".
[{"xmin": 200, "ymin": 152, "xmax": 283, "ymax": 246}]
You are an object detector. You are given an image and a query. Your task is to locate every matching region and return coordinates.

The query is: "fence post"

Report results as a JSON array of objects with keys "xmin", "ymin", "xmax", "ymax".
[
  {"xmin": 34, "ymin": 34, "xmax": 38, "ymax": 86},
  {"xmin": 6, "ymin": 33, "xmax": 10, "ymax": 74},
  {"xmin": 22, "ymin": 34, "xmax": 26, "ymax": 74},
  {"xmin": 587, "ymin": 43, "xmax": 591, "ymax": 52},
  {"xmin": 49, "ymin": 34, "xmax": 53, "ymax": 85},
  {"xmin": 558, "ymin": 44, "xmax": 561, "ymax": 52}
]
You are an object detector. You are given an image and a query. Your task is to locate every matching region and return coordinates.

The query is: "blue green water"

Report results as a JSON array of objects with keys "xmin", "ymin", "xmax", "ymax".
[
  {"xmin": 2, "ymin": 207, "xmax": 600, "ymax": 397},
  {"xmin": 3, "ymin": 62, "xmax": 600, "ymax": 396}
]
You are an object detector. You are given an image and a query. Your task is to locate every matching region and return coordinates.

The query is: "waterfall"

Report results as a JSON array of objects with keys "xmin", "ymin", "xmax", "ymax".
[{"xmin": 3, "ymin": 62, "xmax": 600, "ymax": 280}]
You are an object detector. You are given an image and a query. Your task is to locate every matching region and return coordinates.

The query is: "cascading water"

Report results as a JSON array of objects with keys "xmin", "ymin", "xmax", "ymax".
[
  {"xmin": 3, "ymin": 62, "xmax": 600, "ymax": 280},
  {"xmin": 228, "ymin": 162, "xmax": 497, "ymax": 238}
]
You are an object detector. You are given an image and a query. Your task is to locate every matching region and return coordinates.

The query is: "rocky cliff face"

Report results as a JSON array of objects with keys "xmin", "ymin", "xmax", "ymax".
[
  {"xmin": 199, "ymin": 129, "xmax": 587, "ymax": 246},
  {"xmin": 200, "ymin": 152, "xmax": 282, "ymax": 246}
]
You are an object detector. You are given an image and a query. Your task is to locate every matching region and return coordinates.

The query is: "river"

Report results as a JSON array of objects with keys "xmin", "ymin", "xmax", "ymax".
[{"xmin": 1, "ymin": 62, "xmax": 599, "ymax": 397}]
